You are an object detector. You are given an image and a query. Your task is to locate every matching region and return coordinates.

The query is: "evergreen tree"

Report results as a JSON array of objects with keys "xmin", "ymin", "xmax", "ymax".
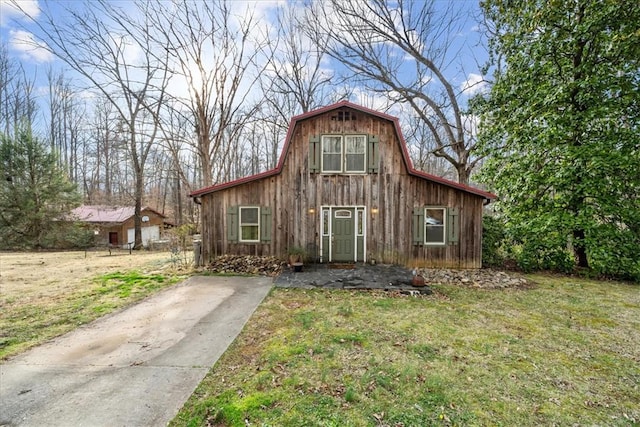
[
  {"xmin": 0, "ymin": 127, "xmax": 82, "ymax": 249},
  {"xmin": 479, "ymin": 0, "xmax": 640, "ymax": 279}
]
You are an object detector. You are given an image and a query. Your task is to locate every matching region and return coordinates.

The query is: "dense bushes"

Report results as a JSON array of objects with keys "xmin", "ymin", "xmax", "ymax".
[
  {"xmin": 481, "ymin": 215, "xmax": 506, "ymax": 268},
  {"xmin": 481, "ymin": 214, "xmax": 639, "ymax": 282}
]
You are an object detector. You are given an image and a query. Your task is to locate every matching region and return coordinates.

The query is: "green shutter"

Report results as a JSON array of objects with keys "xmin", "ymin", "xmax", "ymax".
[
  {"xmin": 368, "ymin": 134, "xmax": 379, "ymax": 173},
  {"xmin": 412, "ymin": 207, "xmax": 425, "ymax": 246},
  {"xmin": 260, "ymin": 207, "xmax": 272, "ymax": 242},
  {"xmin": 447, "ymin": 207, "xmax": 459, "ymax": 244},
  {"xmin": 309, "ymin": 135, "xmax": 320, "ymax": 173},
  {"xmin": 227, "ymin": 206, "xmax": 238, "ymax": 243}
]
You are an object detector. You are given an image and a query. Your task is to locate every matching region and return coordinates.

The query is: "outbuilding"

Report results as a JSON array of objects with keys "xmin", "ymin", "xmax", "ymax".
[{"xmin": 70, "ymin": 205, "xmax": 166, "ymax": 248}]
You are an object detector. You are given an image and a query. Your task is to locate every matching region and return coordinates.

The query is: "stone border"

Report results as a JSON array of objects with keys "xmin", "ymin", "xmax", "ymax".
[{"xmin": 416, "ymin": 268, "xmax": 534, "ymax": 289}]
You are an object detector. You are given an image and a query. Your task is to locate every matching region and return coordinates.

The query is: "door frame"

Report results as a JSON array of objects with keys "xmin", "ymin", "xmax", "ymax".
[{"xmin": 319, "ymin": 205, "xmax": 367, "ymax": 263}]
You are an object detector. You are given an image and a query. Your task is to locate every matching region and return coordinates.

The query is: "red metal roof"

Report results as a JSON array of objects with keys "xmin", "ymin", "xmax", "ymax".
[
  {"xmin": 70, "ymin": 205, "xmax": 165, "ymax": 223},
  {"xmin": 189, "ymin": 101, "xmax": 496, "ymax": 200}
]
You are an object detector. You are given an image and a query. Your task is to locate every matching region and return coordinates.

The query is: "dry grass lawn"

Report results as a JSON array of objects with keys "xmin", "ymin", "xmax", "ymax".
[
  {"xmin": 0, "ymin": 250, "xmax": 180, "ymax": 359},
  {"xmin": 1, "ymin": 250, "xmax": 170, "ymax": 300}
]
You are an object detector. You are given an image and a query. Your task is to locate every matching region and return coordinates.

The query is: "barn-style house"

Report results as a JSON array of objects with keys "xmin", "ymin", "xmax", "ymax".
[{"xmin": 190, "ymin": 101, "xmax": 495, "ymax": 268}]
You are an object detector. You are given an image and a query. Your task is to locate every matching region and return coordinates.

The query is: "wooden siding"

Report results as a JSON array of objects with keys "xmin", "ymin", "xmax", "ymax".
[
  {"xmin": 198, "ymin": 107, "xmax": 485, "ymax": 268},
  {"xmin": 90, "ymin": 209, "xmax": 164, "ymax": 248}
]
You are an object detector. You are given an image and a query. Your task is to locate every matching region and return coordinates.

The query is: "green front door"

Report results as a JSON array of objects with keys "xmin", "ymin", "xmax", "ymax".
[{"xmin": 332, "ymin": 209, "xmax": 355, "ymax": 262}]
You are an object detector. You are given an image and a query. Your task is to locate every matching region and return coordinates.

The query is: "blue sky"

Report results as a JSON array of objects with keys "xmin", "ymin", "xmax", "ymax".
[{"xmin": 0, "ymin": 0, "xmax": 489, "ymax": 127}]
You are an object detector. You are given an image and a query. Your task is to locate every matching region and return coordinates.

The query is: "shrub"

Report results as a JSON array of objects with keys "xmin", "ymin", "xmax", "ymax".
[{"xmin": 482, "ymin": 215, "xmax": 507, "ymax": 268}]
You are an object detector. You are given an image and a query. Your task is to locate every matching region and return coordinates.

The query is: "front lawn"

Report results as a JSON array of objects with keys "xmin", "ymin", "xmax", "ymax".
[{"xmin": 172, "ymin": 274, "xmax": 639, "ymax": 426}]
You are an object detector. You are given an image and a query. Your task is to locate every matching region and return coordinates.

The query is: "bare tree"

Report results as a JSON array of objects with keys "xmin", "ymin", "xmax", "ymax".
[
  {"xmin": 0, "ymin": 44, "xmax": 38, "ymax": 137},
  {"xmin": 245, "ymin": 4, "xmax": 342, "ymax": 171},
  {"xmin": 404, "ymin": 116, "xmax": 456, "ymax": 180},
  {"xmin": 146, "ymin": 0, "xmax": 266, "ymax": 187},
  {"xmin": 263, "ymin": 4, "xmax": 335, "ymax": 116},
  {"xmin": 46, "ymin": 69, "xmax": 88, "ymax": 184},
  {"xmin": 303, "ymin": 0, "xmax": 484, "ymax": 184},
  {"xmin": 14, "ymin": 0, "xmax": 171, "ymax": 248}
]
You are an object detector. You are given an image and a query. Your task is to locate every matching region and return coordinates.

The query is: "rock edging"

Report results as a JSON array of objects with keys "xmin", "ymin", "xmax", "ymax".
[{"xmin": 416, "ymin": 268, "xmax": 533, "ymax": 289}]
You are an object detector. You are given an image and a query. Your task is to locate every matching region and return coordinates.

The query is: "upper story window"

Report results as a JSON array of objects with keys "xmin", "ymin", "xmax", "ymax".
[
  {"xmin": 309, "ymin": 134, "xmax": 378, "ymax": 174},
  {"xmin": 322, "ymin": 135, "xmax": 366, "ymax": 173}
]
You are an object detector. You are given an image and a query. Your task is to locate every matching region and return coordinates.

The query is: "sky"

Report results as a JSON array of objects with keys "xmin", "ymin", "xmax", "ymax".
[{"xmin": 0, "ymin": 0, "xmax": 489, "ymax": 128}]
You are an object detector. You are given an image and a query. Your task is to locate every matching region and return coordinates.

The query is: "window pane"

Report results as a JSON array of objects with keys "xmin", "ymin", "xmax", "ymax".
[
  {"xmin": 425, "ymin": 208, "xmax": 446, "ymax": 244},
  {"xmin": 241, "ymin": 225, "xmax": 259, "ymax": 241},
  {"xmin": 335, "ymin": 210, "xmax": 352, "ymax": 218},
  {"xmin": 322, "ymin": 136, "xmax": 341, "ymax": 153},
  {"xmin": 322, "ymin": 136, "xmax": 342, "ymax": 172},
  {"xmin": 346, "ymin": 154, "xmax": 365, "ymax": 172},
  {"xmin": 345, "ymin": 135, "xmax": 365, "ymax": 172},
  {"xmin": 323, "ymin": 210, "xmax": 329, "ymax": 236},
  {"xmin": 323, "ymin": 153, "xmax": 342, "ymax": 172},
  {"xmin": 425, "ymin": 209, "xmax": 444, "ymax": 224},
  {"xmin": 345, "ymin": 136, "xmax": 365, "ymax": 153},
  {"xmin": 240, "ymin": 207, "xmax": 259, "ymax": 224},
  {"xmin": 426, "ymin": 226, "xmax": 444, "ymax": 243}
]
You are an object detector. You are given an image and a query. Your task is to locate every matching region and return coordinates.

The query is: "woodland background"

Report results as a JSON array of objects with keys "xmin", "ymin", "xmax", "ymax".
[{"xmin": 1, "ymin": 0, "xmax": 638, "ymax": 280}]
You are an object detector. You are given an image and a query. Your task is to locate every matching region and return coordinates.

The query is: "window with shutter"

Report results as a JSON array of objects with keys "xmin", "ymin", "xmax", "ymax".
[
  {"xmin": 319, "ymin": 134, "xmax": 370, "ymax": 174},
  {"xmin": 239, "ymin": 207, "xmax": 260, "ymax": 242},
  {"xmin": 425, "ymin": 207, "xmax": 446, "ymax": 245},
  {"xmin": 413, "ymin": 206, "xmax": 459, "ymax": 246}
]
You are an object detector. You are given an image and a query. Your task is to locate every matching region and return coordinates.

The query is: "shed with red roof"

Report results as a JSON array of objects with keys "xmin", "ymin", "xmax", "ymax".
[
  {"xmin": 190, "ymin": 101, "xmax": 494, "ymax": 268},
  {"xmin": 70, "ymin": 205, "xmax": 166, "ymax": 248}
]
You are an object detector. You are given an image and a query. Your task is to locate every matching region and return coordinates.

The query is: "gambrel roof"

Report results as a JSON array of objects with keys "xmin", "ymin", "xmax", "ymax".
[{"xmin": 190, "ymin": 101, "xmax": 495, "ymax": 201}]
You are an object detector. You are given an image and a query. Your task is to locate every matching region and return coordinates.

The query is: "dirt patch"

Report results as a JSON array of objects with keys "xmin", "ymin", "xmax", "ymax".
[{"xmin": 0, "ymin": 250, "xmax": 171, "ymax": 304}]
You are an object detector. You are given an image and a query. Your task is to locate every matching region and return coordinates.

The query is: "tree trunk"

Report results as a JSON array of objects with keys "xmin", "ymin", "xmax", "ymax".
[
  {"xmin": 456, "ymin": 164, "xmax": 470, "ymax": 186},
  {"xmin": 134, "ymin": 168, "xmax": 143, "ymax": 250},
  {"xmin": 573, "ymin": 229, "xmax": 589, "ymax": 268}
]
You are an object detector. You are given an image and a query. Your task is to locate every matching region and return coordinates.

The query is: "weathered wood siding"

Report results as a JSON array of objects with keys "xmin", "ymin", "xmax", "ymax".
[{"xmin": 199, "ymin": 106, "xmax": 485, "ymax": 268}]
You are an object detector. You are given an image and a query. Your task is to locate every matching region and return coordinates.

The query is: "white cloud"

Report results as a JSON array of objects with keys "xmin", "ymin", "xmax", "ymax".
[
  {"xmin": 350, "ymin": 87, "xmax": 397, "ymax": 113},
  {"xmin": 9, "ymin": 29, "xmax": 54, "ymax": 63},
  {"xmin": 0, "ymin": 0, "xmax": 40, "ymax": 26},
  {"xmin": 110, "ymin": 33, "xmax": 143, "ymax": 66},
  {"xmin": 462, "ymin": 113, "xmax": 480, "ymax": 137},
  {"xmin": 461, "ymin": 73, "xmax": 488, "ymax": 96}
]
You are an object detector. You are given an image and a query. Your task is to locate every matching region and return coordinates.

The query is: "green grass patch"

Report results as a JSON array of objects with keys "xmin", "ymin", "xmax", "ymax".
[
  {"xmin": 171, "ymin": 275, "xmax": 640, "ymax": 426},
  {"xmin": 94, "ymin": 271, "xmax": 171, "ymax": 298},
  {"xmin": 0, "ymin": 270, "xmax": 184, "ymax": 359}
]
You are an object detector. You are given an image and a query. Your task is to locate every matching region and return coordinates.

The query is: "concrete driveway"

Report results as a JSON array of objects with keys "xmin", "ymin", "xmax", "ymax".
[{"xmin": 0, "ymin": 276, "xmax": 272, "ymax": 427}]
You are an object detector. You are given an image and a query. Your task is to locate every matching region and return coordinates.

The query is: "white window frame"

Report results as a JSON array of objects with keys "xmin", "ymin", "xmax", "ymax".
[
  {"xmin": 321, "ymin": 135, "xmax": 343, "ymax": 173},
  {"xmin": 239, "ymin": 206, "xmax": 260, "ymax": 243},
  {"xmin": 321, "ymin": 134, "xmax": 367, "ymax": 174},
  {"xmin": 425, "ymin": 207, "xmax": 447, "ymax": 246},
  {"xmin": 344, "ymin": 135, "xmax": 366, "ymax": 173}
]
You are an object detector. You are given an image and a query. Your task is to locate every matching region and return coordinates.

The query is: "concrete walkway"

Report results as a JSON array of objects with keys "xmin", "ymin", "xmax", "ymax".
[{"xmin": 0, "ymin": 276, "xmax": 272, "ymax": 427}]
